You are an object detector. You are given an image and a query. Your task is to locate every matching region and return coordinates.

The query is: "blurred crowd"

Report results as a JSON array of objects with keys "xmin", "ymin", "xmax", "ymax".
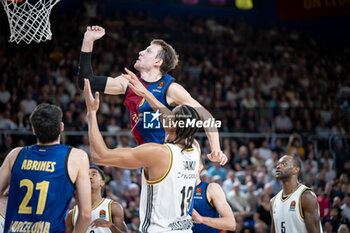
[{"xmin": 0, "ymin": 1, "xmax": 350, "ymax": 232}]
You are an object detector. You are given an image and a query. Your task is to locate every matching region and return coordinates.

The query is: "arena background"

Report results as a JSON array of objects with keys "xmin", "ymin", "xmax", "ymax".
[{"xmin": 0, "ymin": 0, "xmax": 350, "ymax": 232}]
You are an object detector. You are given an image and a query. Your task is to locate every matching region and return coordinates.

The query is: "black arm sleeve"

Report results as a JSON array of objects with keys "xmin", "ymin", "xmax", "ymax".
[{"xmin": 77, "ymin": 52, "xmax": 107, "ymax": 92}]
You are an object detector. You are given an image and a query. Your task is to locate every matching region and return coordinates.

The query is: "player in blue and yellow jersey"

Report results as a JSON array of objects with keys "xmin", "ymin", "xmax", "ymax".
[
  {"xmin": 78, "ymin": 25, "xmax": 227, "ymax": 165},
  {"xmin": 192, "ymin": 158, "xmax": 236, "ymax": 233},
  {"xmin": 0, "ymin": 104, "xmax": 91, "ymax": 233}
]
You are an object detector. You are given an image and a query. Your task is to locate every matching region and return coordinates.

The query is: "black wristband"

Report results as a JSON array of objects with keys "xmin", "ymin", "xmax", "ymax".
[
  {"xmin": 77, "ymin": 52, "xmax": 107, "ymax": 92},
  {"xmin": 77, "ymin": 52, "xmax": 94, "ymax": 90},
  {"xmin": 91, "ymin": 76, "xmax": 108, "ymax": 93}
]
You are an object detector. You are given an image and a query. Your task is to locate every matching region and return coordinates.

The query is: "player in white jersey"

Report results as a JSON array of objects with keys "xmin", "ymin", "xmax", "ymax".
[
  {"xmin": 66, "ymin": 167, "xmax": 127, "ymax": 233},
  {"xmin": 270, "ymin": 155, "xmax": 323, "ymax": 233},
  {"xmin": 0, "ymin": 195, "xmax": 7, "ymax": 232},
  {"xmin": 83, "ymin": 79, "xmax": 201, "ymax": 232},
  {"xmin": 0, "ymin": 186, "xmax": 8, "ymax": 233}
]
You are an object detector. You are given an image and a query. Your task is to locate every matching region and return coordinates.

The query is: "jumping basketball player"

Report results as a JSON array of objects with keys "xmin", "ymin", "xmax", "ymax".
[{"xmin": 78, "ymin": 26, "xmax": 227, "ymax": 165}]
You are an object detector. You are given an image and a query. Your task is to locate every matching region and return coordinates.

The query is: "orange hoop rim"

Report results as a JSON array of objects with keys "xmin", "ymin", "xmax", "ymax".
[{"xmin": 6, "ymin": 0, "xmax": 23, "ymax": 2}]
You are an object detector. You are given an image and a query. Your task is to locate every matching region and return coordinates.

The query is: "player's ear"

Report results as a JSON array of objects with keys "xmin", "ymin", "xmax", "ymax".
[
  {"xmin": 100, "ymin": 179, "xmax": 105, "ymax": 187},
  {"xmin": 293, "ymin": 166, "xmax": 300, "ymax": 175},
  {"xmin": 60, "ymin": 122, "xmax": 64, "ymax": 132},
  {"xmin": 32, "ymin": 127, "xmax": 36, "ymax": 135},
  {"xmin": 155, "ymin": 58, "xmax": 163, "ymax": 68}
]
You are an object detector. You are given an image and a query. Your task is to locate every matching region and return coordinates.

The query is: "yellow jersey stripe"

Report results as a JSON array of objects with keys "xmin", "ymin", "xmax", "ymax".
[{"xmin": 146, "ymin": 145, "xmax": 173, "ymax": 185}]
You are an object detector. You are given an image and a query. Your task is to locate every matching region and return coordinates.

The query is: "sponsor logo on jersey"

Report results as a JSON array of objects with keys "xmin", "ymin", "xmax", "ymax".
[
  {"xmin": 9, "ymin": 220, "xmax": 51, "ymax": 233},
  {"xmin": 152, "ymin": 89, "xmax": 162, "ymax": 93},
  {"xmin": 100, "ymin": 209, "xmax": 106, "ymax": 219},
  {"xmin": 168, "ymin": 219, "xmax": 193, "ymax": 231},
  {"xmin": 157, "ymin": 81, "xmax": 165, "ymax": 89},
  {"xmin": 289, "ymin": 200, "xmax": 296, "ymax": 211},
  {"xmin": 195, "ymin": 187, "xmax": 202, "ymax": 195},
  {"xmin": 132, "ymin": 113, "xmax": 139, "ymax": 123}
]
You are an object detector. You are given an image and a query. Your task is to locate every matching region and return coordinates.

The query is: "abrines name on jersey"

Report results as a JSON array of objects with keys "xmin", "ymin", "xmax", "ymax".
[{"xmin": 20, "ymin": 160, "xmax": 56, "ymax": 172}]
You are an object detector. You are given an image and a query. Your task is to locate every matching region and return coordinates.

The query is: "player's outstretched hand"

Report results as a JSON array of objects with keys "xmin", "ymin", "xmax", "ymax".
[
  {"xmin": 84, "ymin": 25, "xmax": 105, "ymax": 42},
  {"xmin": 191, "ymin": 209, "xmax": 203, "ymax": 224},
  {"xmin": 207, "ymin": 150, "xmax": 228, "ymax": 166},
  {"xmin": 122, "ymin": 68, "xmax": 148, "ymax": 97},
  {"xmin": 84, "ymin": 79, "xmax": 100, "ymax": 113},
  {"xmin": 90, "ymin": 218, "xmax": 112, "ymax": 228}
]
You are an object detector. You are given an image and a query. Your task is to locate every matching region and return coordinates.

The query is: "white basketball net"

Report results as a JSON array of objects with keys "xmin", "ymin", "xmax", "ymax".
[{"xmin": 1, "ymin": 0, "xmax": 60, "ymax": 44}]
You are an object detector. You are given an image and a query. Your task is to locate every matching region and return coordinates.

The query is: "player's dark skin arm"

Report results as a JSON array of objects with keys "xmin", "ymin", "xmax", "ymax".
[
  {"xmin": 270, "ymin": 198, "xmax": 276, "ymax": 233},
  {"xmin": 66, "ymin": 210, "xmax": 74, "ymax": 233},
  {"xmin": 301, "ymin": 190, "xmax": 322, "ymax": 233}
]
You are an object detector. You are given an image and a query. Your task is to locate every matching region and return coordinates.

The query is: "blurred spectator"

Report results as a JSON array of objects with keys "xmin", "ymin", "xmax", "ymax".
[
  {"xmin": 20, "ymin": 90, "xmax": 37, "ymax": 116},
  {"xmin": 222, "ymin": 170, "xmax": 240, "ymax": 196},
  {"xmin": 109, "ymin": 168, "xmax": 129, "ymax": 201},
  {"xmin": 0, "ymin": 110, "xmax": 17, "ymax": 130},
  {"xmin": 234, "ymin": 146, "xmax": 251, "ymax": 172},
  {"xmin": 316, "ymin": 119, "xmax": 332, "ymax": 139},
  {"xmin": 265, "ymin": 180, "xmax": 279, "ymax": 197},
  {"xmin": 245, "ymin": 181, "xmax": 258, "ymax": 211},
  {"xmin": 258, "ymin": 140, "xmax": 272, "ymax": 161},
  {"xmin": 318, "ymin": 187, "xmax": 331, "ymax": 219},
  {"xmin": 323, "ymin": 220, "xmax": 333, "ymax": 233},
  {"xmin": 341, "ymin": 194, "xmax": 350, "ymax": 222},
  {"xmin": 127, "ymin": 215, "xmax": 141, "ymax": 233},
  {"xmin": 320, "ymin": 149, "xmax": 335, "ymax": 172},
  {"xmin": 0, "ymin": 135, "xmax": 13, "ymax": 164},
  {"xmin": 207, "ymin": 162, "xmax": 227, "ymax": 181},
  {"xmin": 227, "ymin": 182, "xmax": 251, "ymax": 217},
  {"xmin": 304, "ymin": 151, "xmax": 318, "ymax": 176},
  {"xmin": 322, "ymin": 207, "xmax": 341, "ymax": 231},
  {"xmin": 333, "ymin": 139, "xmax": 348, "ymax": 175},
  {"xmin": 253, "ymin": 193, "xmax": 271, "ymax": 232},
  {"xmin": 250, "ymin": 149, "xmax": 265, "ymax": 170},
  {"xmin": 337, "ymin": 224, "xmax": 350, "ymax": 233},
  {"xmin": 0, "ymin": 83, "xmax": 10, "ymax": 105},
  {"xmin": 274, "ymin": 109, "xmax": 293, "ymax": 133},
  {"xmin": 77, "ymin": 135, "xmax": 91, "ymax": 155},
  {"xmin": 286, "ymin": 135, "xmax": 305, "ymax": 158}
]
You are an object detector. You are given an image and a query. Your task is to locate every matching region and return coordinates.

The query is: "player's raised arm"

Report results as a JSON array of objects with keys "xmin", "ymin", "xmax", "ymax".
[
  {"xmin": 84, "ymin": 78, "xmax": 167, "ymax": 170},
  {"xmin": 78, "ymin": 26, "xmax": 128, "ymax": 95},
  {"xmin": 167, "ymin": 82, "xmax": 227, "ymax": 165}
]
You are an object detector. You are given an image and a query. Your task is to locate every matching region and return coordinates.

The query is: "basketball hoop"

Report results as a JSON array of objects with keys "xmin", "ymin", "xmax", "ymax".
[{"xmin": 1, "ymin": 0, "xmax": 60, "ymax": 44}]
